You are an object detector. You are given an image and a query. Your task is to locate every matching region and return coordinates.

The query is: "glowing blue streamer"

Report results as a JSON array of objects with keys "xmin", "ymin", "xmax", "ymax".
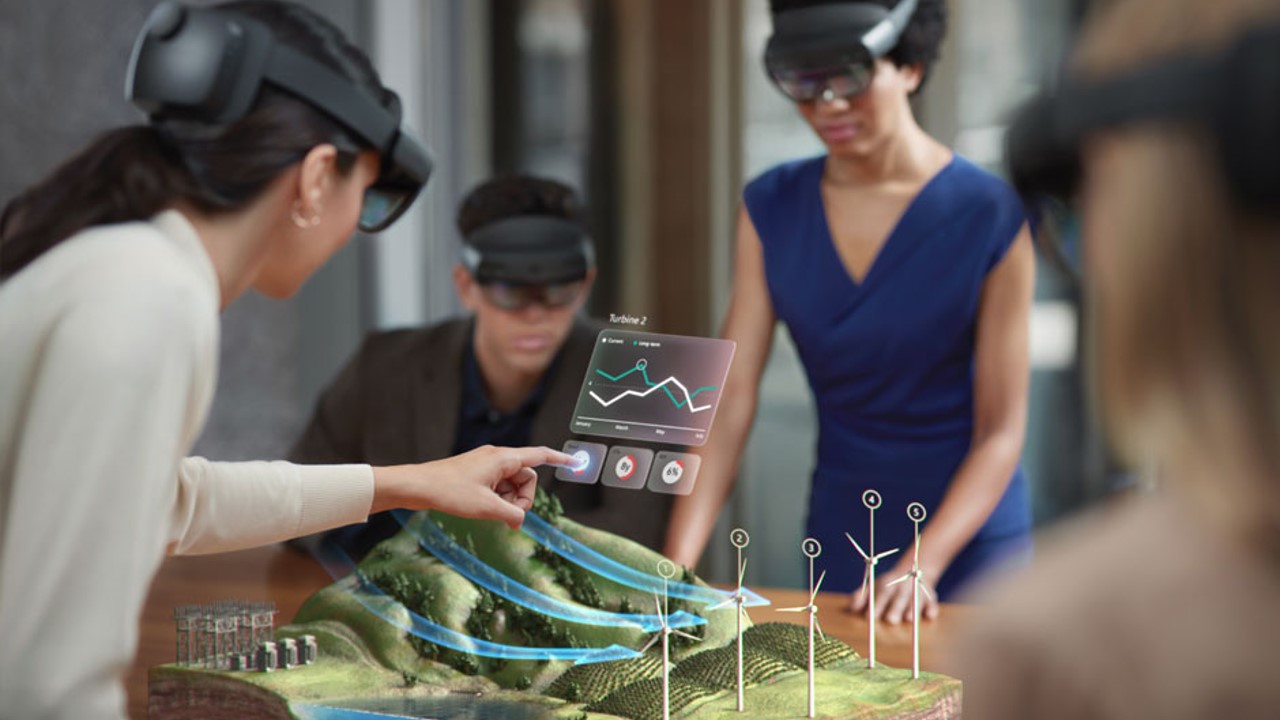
[
  {"xmin": 519, "ymin": 512, "xmax": 770, "ymax": 608},
  {"xmin": 312, "ymin": 540, "xmax": 639, "ymax": 665},
  {"xmin": 391, "ymin": 510, "xmax": 705, "ymax": 632}
]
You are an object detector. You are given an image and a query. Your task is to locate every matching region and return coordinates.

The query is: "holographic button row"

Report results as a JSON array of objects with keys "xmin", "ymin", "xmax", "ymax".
[{"xmin": 555, "ymin": 440, "xmax": 700, "ymax": 496}]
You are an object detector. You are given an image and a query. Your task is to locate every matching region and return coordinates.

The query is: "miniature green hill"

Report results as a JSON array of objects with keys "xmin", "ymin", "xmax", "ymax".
[{"xmin": 148, "ymin": 490, "xmax": 961, "ymax": 720}]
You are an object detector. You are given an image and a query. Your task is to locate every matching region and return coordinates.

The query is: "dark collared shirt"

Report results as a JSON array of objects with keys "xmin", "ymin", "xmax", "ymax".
[
  {"xmin": 330, "ymin": 328, "xmax": 564, "ymax": 560},
  {"xmin": 450, "ymin": 336, "xmax": 557, "ymax": 455}
]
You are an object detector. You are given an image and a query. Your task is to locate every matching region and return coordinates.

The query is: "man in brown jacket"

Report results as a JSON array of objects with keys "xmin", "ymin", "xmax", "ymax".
[{"xmin": 289, "ymin": 176, "xmax": 672, "ymax": 558}]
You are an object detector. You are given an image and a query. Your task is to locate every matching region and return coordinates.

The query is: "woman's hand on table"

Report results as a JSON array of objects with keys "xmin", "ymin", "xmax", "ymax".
[{"xmin": 848, "ymin": 553, "xmax": 942, "ymax": 623}]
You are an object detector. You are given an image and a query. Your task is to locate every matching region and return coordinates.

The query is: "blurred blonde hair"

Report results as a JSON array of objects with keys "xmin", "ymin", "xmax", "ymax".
[{"xmin": 1075, "ymin": 0, "xmax": 1280, "ymax": 552}]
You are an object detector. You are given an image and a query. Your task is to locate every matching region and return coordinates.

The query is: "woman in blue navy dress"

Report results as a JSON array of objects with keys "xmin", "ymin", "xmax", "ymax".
[{"xmin": 664, "ymin": 0, "xmax": 1034, "ymax": 622}]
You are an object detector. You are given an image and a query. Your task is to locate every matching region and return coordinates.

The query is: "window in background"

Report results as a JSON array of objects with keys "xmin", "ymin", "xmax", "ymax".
[{"xmin": 489, "ymin": 0, "xmax": 621, "ymax": 316}]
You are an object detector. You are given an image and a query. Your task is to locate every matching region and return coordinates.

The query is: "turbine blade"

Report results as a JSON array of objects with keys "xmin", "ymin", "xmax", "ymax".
[
  {"xmin": 639, "ymin": 635, "xmax": 661, "ymax": 654},
  {"xmin": 859, "ymin": 566, "xmax": 871, "ymax": 598},
  {"xmin": 738, "ymin": 557, "xmax": 749, "ymax": 586},
  {"xmin": 707, "ymin": 596, "xmax": 737, "ymax": 612},
  {"xmin": 811, "ymin": 570, "xmax": 827, "ymax": 600},
  {"xmin": 814, "ymin": 616, "xmax": 826, "ymax": 641},
  {"xmin": 740, "ymin": 607, "xmax": 752, "ymax": 625},
  {"xmin": 887, "ymin": 573, "xmax": 911, "ymax": 587},
  {"xmin": 653, "ymin": 594, "xmax": 666, "ymax": 625},
  {"xmin": 874, "ymin": 547, "xmax": 901, "ymax": 561},
  {"xmin": 672, "ymin": 629, "xmax": 703, "ymax": 642},
  {"xmin": 919, "ymin": 581, "xmax": 935, "ymax": 601},
  {"xmin": 845, "ymin": 533, "xmax": 870, "ymax": 560},
  {"xmin": 777, "ymin": 606, "xmax": 806, "ymax": 613}
]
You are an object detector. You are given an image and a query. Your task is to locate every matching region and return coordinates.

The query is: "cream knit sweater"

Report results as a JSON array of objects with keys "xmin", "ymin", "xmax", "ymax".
[{"xmin": 0, "ymin": 210, "xmax": 374, "ymax": 719}]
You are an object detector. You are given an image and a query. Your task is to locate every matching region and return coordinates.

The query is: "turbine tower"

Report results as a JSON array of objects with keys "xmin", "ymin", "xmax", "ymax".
[
  {"xmin": 845, "ymin": 489, "xmax": 899, "ymax": 668},
  {"xmin": 887, "ymin": 502, "xmax": 932, "ymax": 679},
  {"xmin": 708, "ymin": 528, "xmax": 754, "ymax": 712},
  {"xmin": 639, "ymin": 559, "xmax": 701, "ymax": 720},
  {"xmin": 779, "ymin": 538, "xmax": 826, "ymax": 718}
]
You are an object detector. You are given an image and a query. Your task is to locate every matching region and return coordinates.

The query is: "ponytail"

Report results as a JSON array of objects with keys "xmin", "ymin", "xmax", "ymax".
[
  {"xmin": 0, "ymin": 126, "xmax": 200, "ymax": 280},
  {"xmin": 1, "ymin": 0, "xmax": 391, "ymax": 282}
]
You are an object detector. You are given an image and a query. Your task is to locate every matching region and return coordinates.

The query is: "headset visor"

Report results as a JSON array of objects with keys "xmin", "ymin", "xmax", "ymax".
[
  {"xmin": 766, "ymin": 54, "xmax": 875, "ymax": 103},
  {"xmin": 358, "ymin": 126, "xmax": 433, "ymax": 232}
]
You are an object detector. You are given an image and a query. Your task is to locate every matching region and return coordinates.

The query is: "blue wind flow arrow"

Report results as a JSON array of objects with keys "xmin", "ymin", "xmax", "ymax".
[
  {"xmin": 519, "ymin": 512, "xmax": 770, "ymax": 608},
  {"xmin": 311, "ymin": 539, "xmax": 640, "ymax": 665},
  {"xmin": 391, "ymin": 510, "xmax": 705, "ymax": 632}
]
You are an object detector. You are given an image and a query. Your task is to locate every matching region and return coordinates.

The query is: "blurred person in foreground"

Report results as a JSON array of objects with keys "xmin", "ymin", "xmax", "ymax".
[
  {"xmin": 952, "ymin": 0, "xmax": 1280, "ymax": 717},
  {"xmin": 290, "ymin": 176, "xmax": 675, "ymax": 557}
]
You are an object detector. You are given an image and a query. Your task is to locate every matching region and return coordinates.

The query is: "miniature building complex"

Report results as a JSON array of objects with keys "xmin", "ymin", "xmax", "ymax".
[
  {"xmin": 149, "ymin": 492, "xmax": 959, "ymax": 720},
  {"xmin": 172, "ymin": 601, "xmax": 317, "ymax": 674}
]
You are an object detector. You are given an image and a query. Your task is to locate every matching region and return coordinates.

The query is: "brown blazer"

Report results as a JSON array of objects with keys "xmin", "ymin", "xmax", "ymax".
[{"xmin": 288, "ymin": 316, "xmax": 673, "ymax": 550}]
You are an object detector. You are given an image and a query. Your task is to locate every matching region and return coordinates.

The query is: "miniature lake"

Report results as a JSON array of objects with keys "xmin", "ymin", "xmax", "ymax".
[{"xmin": 296, "ymin": 696, "xmax": 558, "ymax": 720}]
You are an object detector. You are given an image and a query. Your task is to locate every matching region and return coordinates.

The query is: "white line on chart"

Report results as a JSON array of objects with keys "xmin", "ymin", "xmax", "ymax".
[{"xmin": 589, "ymin": 376, "xmax": 714, "ymax": 413}]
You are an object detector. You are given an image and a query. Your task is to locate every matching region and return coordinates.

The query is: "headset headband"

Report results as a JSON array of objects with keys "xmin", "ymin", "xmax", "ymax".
[
  {"xmin": 1006, "ymin": 22, "xmax": 1280, "ymax": 217},
  {"xmin": 125, "ymin": 2, "xmax": 432, "ymax": 230},
  {"xmin": 463, "ymin": 216, "xmax": 595, "ymax": 285},
  {"xmin": 766, "ymin": 0, "xmax": 918, "ymax": 61}
]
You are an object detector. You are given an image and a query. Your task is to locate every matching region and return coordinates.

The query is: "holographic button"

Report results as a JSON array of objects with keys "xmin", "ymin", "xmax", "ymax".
[
  {"xmin": 647, "ymin": 451, "xmax": 701, "ymax": 495},
  {"xmin": 601, "ymin": 446, "xmax": 654, "ymax": 491},
  {"xmin": 555, "ymin": 440, "xmax": 607, "ymax": 485}
]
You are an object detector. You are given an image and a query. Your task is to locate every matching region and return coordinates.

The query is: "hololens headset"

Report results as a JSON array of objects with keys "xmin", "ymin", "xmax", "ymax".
[
  {"xmin": 461, "ymin": 216, "xmax": 595, "ymax": 310},
  {"xmin": 764, "ymin": 0, "xmax": 919, "ymax": 103},
  {"xmin": 1006, "ymin": 22, "xmax": 1280, "ymax": 219},
  {"xmin": 125, "ymin": 1, "xmax": 433, "ymax": 232}
]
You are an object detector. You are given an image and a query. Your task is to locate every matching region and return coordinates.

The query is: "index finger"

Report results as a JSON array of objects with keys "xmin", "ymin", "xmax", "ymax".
[{"xmin": 509, "ymin": 446, "xmax": 578, "ymax": 469}]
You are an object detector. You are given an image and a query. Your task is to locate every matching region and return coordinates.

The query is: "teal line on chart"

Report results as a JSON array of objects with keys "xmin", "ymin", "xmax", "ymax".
[{"xmin": 594, "ymin": 365, "xmax": 717, "ymax": 409}]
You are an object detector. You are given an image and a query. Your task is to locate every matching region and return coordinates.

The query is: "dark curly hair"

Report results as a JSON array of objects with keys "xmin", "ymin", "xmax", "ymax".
[
  {"xmin": 455, "ymin": 175, "xmax": 585, "ymax": 237},
  {"xmin": 768, "ymin": 0, "xmax": 949, "ymax": 93}
]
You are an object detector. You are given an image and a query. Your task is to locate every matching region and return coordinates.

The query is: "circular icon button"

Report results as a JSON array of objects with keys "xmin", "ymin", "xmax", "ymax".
[
  {"xmin": 615, "ymin": 454, "xmax": 637, "ymax": 481},
  {"xmin": 661, "ymin": 460, "xmax": 684, "ymax": 485},
  {"xmin": 571, "ymin": 450, "xmax": 591, "ymax": 474}
]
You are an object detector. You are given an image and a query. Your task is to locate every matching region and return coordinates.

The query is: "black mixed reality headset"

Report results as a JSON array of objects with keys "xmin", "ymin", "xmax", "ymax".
[
  {"xmin": 1005, "ymin": 22, "xmax": 1280, "ymax": 219},
  {"xmin": 125, "ymin": 1, "xmax": 433, "ymax": 232},
  {"xmin": 461, "ymin": 215, "xmax": 595, "ymax": 310},
  {"xmin": 765, "ymin": 0, "xmax": 919, "ymax": 103}
]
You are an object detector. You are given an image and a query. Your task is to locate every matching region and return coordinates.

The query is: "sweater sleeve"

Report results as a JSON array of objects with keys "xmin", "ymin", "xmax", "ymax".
[{"xmin": 166, "ymin": 458, "xmax": 374, "ymax": 555}]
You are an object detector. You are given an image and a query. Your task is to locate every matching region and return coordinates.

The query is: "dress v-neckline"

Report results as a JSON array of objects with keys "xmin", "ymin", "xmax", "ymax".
[{"xmin": 815, "ymin": 154, "xmax": 957, "ymax": 291}]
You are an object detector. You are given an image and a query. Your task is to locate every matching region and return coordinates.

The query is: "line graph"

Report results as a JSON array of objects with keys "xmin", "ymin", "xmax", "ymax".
[
  {"xmin": 589, "ymin": 362, "xmax": 718, "ymax": 413},
  {"xmin": 570, "ymin": 330, "xmax": 735, "ymax": 446}
]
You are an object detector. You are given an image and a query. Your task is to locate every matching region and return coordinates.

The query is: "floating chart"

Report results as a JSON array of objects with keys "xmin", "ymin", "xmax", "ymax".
[{"xmin": 571, "ymin": 330, "xmax": 736, "ymax": 446}]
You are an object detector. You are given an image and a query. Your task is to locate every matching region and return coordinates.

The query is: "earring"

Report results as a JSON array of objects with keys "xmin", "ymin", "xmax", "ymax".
[{"xmin": 291, "ymin": 200, "xmax": 322, "ymax": 228}]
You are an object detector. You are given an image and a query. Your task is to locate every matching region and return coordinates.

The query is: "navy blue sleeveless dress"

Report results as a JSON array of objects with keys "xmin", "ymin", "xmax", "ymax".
[{"xmin": 743, "ymin": 154, "xmax": 1033, "ymax": 599}]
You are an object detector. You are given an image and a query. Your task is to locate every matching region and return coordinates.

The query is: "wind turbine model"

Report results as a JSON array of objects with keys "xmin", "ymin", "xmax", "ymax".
[
  {"xmin": 708, "ymin": 528, "xmax": 754, "ymax": 711},
  {"xmin": 639, "ymin": 559, "xmax": 702, "ymax": 720},
  {"xmin": 887, "ymin": 502, "xmax": 932, "ymax": 679},
  {"xmin": 779, "ymin": 538, "xmax": 826, "ymax": 718},
  {"xmin": 845, "ymin": 489, "xmax": 899, "ymax": 669}
]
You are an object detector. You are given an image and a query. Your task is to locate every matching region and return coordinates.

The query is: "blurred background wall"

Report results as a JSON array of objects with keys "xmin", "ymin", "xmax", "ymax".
[{"xmin": 0, "ymin": 0, "xmax": 1111, "ymax": 588}]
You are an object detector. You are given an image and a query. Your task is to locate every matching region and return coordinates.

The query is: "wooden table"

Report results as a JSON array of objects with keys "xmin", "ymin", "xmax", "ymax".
[{"xmin": 128, "ymin": 545, "xmax": 972, "ymax": 718}]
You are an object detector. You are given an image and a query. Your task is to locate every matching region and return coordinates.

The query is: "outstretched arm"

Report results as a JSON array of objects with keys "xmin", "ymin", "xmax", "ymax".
[
  {"xmin": 663, "ymin": 205, "xmax": 777, "ymax": 567},
  {"xmin": 168, "ymin": 445, "xmax": 576, "ymax": 556}
]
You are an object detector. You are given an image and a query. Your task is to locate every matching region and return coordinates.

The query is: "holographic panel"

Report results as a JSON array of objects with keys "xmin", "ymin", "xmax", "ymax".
[{"xmin": 570, "ymin": 330, "xmax": 735, "ymax": 446}]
